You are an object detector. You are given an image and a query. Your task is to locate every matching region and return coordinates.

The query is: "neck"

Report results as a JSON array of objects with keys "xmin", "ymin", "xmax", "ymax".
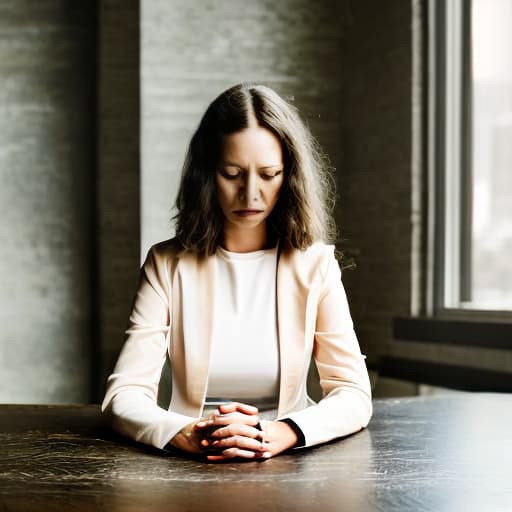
[{"xmin": 222, "ymin": 223, "xmax": 270, "ymax": 253}]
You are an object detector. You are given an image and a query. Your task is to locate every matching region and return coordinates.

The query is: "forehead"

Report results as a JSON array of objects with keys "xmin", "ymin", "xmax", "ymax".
[{"xmin": 220, "ymin": 126, "xmax": 283, "ymax": 165}]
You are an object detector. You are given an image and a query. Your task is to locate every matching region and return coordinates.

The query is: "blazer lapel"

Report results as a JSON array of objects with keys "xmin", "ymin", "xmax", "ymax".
[
  {"xmin": 276, "ymin": 243, "xmax": 310, "ymax": 416},
  {"xmin": 170, "ymin": 250, "xmax": 215, "ymax": 417}
]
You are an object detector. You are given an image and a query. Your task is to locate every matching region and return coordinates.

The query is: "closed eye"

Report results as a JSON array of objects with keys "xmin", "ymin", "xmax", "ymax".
[
  {"xmin": 261, "ymin": 171, "xmax": 283, "ymax": 180},
  {"xmin": 219, "ymin": 169, "xmax": 283, "ymax": 180},
  {"xmin": 219, "ymin": 169, "xmax": 242, "ymax": 179}
]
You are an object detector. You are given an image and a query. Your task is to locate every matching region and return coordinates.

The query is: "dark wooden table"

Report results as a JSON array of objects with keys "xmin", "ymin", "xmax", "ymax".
[{"xmin": 1, "ymin": 393, "xmax": 511, "ymax": 511}]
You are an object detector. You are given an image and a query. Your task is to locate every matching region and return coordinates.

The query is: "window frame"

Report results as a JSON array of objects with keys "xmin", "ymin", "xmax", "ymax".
[
  {"xmin": 392, "ymin": 0, "xmax": 512, "ymax": 363},
  {"xmin": 427, "ymin": 0, "xmax": 512, "ymax": 320}
]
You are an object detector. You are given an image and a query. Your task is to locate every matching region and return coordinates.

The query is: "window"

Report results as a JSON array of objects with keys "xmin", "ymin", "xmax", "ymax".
[{"xmin": 428, "ymin": 0, "xmax": 512, "ymax": 315}]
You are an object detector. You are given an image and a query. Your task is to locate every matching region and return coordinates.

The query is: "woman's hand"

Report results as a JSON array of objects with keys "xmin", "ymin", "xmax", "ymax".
[
  {"xmin": 168, "ymin": 402, "xmax": 260, "ymax": 455},
  {"xmin": 168, "ymin": 417, "xmax": 207, "ymax": 454},
  {"xmin": 194, "ymin": 402, "xmax": 299, "ymax": 461}
]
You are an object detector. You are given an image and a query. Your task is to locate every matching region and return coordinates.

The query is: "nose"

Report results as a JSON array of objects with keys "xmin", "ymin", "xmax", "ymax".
[{"xmin": 240, "ymin": 173, "xmax": 260, "ymax": 205}]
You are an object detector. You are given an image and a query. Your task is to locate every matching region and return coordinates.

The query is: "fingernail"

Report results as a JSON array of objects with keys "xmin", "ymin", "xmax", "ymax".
[
  {"xmin": 262, "ymin": 452, "xmax": 271, "ymax": 458},
  {"xmin": 201, "ymin": 439, "xmax": 209, "ymax": 446}
]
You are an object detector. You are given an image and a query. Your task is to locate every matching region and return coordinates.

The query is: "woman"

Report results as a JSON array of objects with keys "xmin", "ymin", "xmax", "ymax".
[{"xmin": 101, "ymin": 83, "xmax": 372, "ymax": 461}]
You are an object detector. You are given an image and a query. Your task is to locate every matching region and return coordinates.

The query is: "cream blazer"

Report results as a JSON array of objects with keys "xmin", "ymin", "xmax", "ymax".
[{"xmin": 101, "ymin": 238, "xmax": 372, "ymax": 451}]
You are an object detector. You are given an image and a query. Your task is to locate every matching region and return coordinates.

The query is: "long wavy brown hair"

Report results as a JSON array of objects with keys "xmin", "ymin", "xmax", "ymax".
[{"xmin": 173, "ymin": 82, "xmax": 336, "ymax": 255}]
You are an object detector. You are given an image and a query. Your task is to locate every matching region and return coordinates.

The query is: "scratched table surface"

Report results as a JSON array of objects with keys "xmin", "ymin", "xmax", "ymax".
[{"xmin": 1, "ymin": 393, "xmax": 511, "ymax": 512}]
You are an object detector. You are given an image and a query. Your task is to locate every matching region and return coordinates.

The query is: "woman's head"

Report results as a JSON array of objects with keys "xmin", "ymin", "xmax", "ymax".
[{"xmin": 174, "ymin": 82, "xmax": 336, "ymax": 254}]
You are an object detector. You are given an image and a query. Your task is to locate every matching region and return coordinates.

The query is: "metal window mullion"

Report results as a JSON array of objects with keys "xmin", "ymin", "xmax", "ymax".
[
  {"xmin": 426, "ymin": 0, "xmax": 439, "ymax": 316},
  {"xmin": 459, "ymin": 1, "xmax": 473, "ymax": 304},
  {"xmin": 443, "ymin": 0, "xmax": 464, "ymax": 308},
  {"xmin": 411, "ymin": 0, "xmax": 424, "ymax": 316}
]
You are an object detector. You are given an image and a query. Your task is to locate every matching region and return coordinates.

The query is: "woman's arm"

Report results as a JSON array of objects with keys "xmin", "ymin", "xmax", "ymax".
[
  {"xmin": 276, "ymin": 247, "xmax": 373, "ymax": 448},
  {"xmin": 101, "ymin": 245, "xmax": 197, "ymax": 450}
]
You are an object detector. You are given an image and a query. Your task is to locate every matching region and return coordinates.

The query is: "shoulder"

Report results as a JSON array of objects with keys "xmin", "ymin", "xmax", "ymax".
[
  {"xmin": 281, "ymin": 239, "xmax": 334, "ymax": 262},
  {"xmin": 144, "ymin": 237, "xmax": 189, "ymax": 271},
  {"xmin": 280, "ymin": 240, "xmax": 336, "ymax": 283},
  {"xmin": 150, "ymin": 237, "xmax": 184, "ymax": 257}
]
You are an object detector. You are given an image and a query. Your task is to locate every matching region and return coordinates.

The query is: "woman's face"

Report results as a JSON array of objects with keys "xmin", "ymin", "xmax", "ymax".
[{"xmin": 216, "ymin": 125, "xmax": 284, "ymax": 231}]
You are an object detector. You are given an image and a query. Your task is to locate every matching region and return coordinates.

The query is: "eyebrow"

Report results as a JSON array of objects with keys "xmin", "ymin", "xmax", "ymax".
[{"xmin": 221, "ymin": 162, "xmax": 283, "ymax": 170}]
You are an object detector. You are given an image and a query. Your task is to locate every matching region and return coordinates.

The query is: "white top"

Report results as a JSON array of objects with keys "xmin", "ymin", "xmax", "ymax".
[{"xmin": 204, "ymin": 244, "xmax": 280, "ymax": 412}]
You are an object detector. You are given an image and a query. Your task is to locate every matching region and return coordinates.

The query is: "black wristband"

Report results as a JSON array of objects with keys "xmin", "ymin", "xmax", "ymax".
[{"xmin": 277, "ymin": 418, "xmax": 306, "ymax": 448}]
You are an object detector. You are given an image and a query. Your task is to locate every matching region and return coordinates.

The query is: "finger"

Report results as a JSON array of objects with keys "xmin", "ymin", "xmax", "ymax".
[
  {"xmin": 194, "ymin": 416, "xmax": 225, "ymax": 433},
  {"xmin": 207, "ymin": 452, "xmax": 272, "ymax": 462},
  {"xmin": 210, "ymin": 434, "xmax": 267, "ymax": 452},
  {"xmin": 217, "ymin": 402, "xmax": 259, "ymax": 415},
  {"xmin": 207, "ymin": 412, "xmax": 260, "ymax": 428},
  {"xmin": 219, "ymin": 447, "xmax": 266, "ymax": 459},
  {"xmin": 206, "ymin": 449, "xmax": 272, "ymax": 461},
  {"xmin": 211, "ymin": 423, "xmax": 264, "ymax": 441},
  {"xmin": 206, "ymin": 454, "xmax": 227, "ymax": 461}
]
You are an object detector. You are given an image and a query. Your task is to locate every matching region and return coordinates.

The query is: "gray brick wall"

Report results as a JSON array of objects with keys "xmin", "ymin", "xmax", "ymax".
[{"xmin": 0, "ymin": 1, "xmax": 95, "ymax": 402}]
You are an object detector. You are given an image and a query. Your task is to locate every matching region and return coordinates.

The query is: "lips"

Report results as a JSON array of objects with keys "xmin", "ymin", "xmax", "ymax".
[{"xmin": 233, "ymin": 209, "xmax": 264, "ymax": 216}]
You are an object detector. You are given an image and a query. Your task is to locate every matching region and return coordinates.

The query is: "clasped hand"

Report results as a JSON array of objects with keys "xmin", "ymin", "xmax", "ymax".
[{"xmin": 169, "ymin": 402, "xmax": 298, "ymax": 461}]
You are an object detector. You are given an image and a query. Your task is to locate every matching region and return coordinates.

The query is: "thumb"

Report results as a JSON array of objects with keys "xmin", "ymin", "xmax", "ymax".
[{"xmin": 218, "ymin": 402, "xmax": 259, "ymax": 415}]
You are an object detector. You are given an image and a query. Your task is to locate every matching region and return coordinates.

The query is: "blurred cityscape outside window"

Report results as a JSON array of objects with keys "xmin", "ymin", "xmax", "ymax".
[{"xmin": 469, "ymin": 0, "xmax": 512, "ymax": 309}]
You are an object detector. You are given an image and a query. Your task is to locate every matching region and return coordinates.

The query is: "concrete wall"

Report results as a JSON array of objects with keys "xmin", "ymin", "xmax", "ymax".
[
  {"xmin": 0, "ymin": 1, "xmax": 95, "ymax": 403},
  {"xmin": 97, "ymin": 0, "xmax": 141, "ymax": 397}
]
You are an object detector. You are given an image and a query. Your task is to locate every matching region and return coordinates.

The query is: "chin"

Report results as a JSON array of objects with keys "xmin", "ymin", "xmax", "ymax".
[{"xmin": 228, "ymin": 216, "xmax": 267, "ymax": 229}]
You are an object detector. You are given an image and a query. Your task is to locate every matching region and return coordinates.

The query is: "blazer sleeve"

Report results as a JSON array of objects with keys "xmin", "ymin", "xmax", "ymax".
[
  {"xmin": 278, "ymin": 247, "xmax": 373, "ymax": 448},
  {"xmin": 100, "ymin": 245, "xmax": 197, "ymax": 450}
]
